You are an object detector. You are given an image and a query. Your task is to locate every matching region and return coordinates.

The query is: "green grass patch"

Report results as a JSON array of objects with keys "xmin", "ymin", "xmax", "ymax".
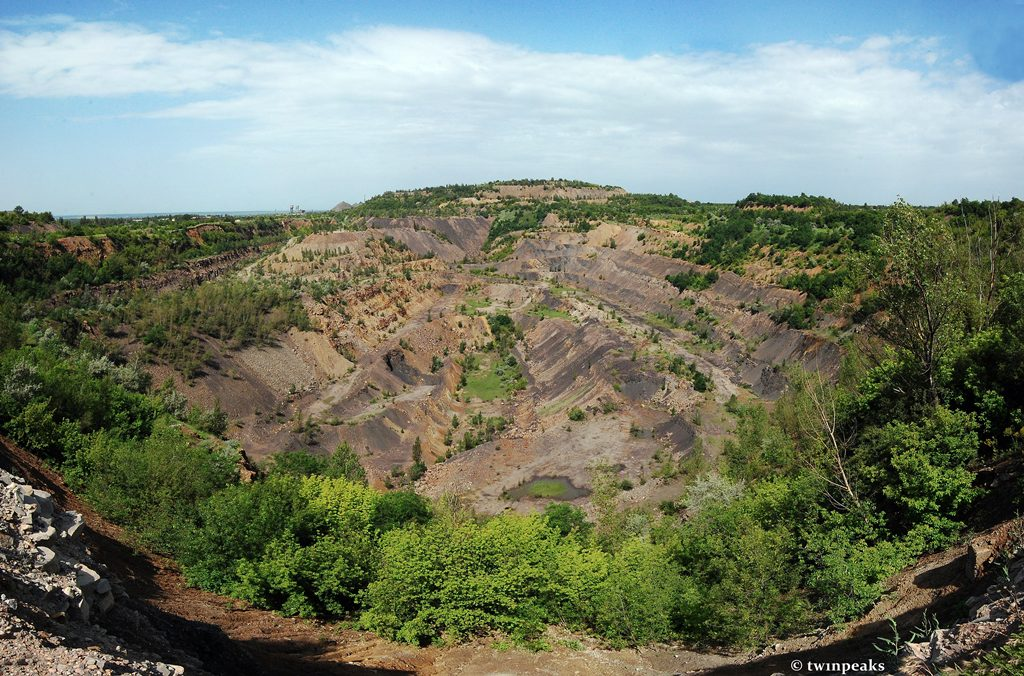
[
  {"xmin": 645, "ymin": 312, "xmax": 681, "ymax": 331},
  {"xmin": 526, "ymin": 479, "xmax": 569, "ymax": 498},
  {"xmin": 462, "ymin": 296, "xmax": 491, "ymax": 314},
  {"xmin": 528, "ymin": 304, "xmax": 574, "ymax": 321},
  {"xmin": 463, "ymin": 353, "xmax": 526, "ymax": 402},
  {"xmin": 488, "ymin": 242, "xmax": 516, "ymax": 262}
]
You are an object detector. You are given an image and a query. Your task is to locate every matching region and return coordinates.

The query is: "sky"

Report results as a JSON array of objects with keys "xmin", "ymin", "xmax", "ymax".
[{"xmin": 1, "ymin": 1, "xmax": 1023, "ymax": 214}]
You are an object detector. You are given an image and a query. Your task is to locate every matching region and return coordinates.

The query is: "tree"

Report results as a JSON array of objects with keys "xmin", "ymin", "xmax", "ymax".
[
  {"xmin": 853, "ymin": 406, "xmax": 980, "ymax": 546},
  {"xmin": 408, "ymin": 437, "xmax": 426, "ymax": 481},
  {"xmin": 777, "ymin": 371, "xmax": 860, "ymax": 512},
  {"xmin": 869, "ymin": 201, "xmax": 967, "ymax": 404}
]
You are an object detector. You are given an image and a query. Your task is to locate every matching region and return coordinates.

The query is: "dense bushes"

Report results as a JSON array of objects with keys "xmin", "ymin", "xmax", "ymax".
[
  {"xmin": 0, "ymin": 339, "xmax": 159, "ymax": 458},
  {"xmin": 770, "ymin": 300, "xmax": 817, "ymax": 329},
  {"xmin": 666, "ymin": 269, "xmax": 718, "ymax": 292},
  {"xmin": 263, "ymin": 443, "xmax": 367, "ymax": 483},
  {"xmin": 359, "ymin": 510, "xmax": 686, "ymax": 647},
  {"xmin": 0, "ymin": 215, "xmax": 289, "ymax": 303},
  {"xmin": 71, "ymin": 422, "xmax": 237, "ymax": 551},
  {"xmin": 0, "ymin": 335, "xmax": 237, "ymax": 554},
  {"xmin": 229, "ymin": 476, "xmax": 381, "ymax": 617}
]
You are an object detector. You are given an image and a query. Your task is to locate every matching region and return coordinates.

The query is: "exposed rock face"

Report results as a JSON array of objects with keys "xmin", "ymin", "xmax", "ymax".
[
  {"xmin": 363, "ymin": 216, "xmax": 492, "ymax": 256},
  {"xmin": 186, "ymin": 224, "xmax": 223, "ymax": 245},
  {"xmin": 0, "ymin": 468, "xmax": 191, "ymax": 675},
  {"xmin": 900, "ymin": 524, "xmax": 1024, "ymax": 674},
  {"xmin": 54, "ymin": 235, "xmax": 117, "ymax": 264}
]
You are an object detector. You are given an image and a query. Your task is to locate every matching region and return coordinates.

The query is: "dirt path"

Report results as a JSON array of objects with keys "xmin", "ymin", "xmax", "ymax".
[{"xmin": 339, "ymin": 384, "xmax": 436, "ymax": 424}]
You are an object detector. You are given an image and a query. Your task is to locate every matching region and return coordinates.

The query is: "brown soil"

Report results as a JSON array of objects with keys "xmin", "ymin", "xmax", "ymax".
[
  {"xmin": 54, "ymin": 235, "xmax": 117, "ymax": 264},
  {"xmin": 148, "ymin": 215, "xmax": 842, "ymax": 509}
]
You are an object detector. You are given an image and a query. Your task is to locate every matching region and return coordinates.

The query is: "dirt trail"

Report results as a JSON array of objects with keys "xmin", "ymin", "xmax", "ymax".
[{"xmin": 341, "ymin": 384, "xmax": 436, "ymax": 424}]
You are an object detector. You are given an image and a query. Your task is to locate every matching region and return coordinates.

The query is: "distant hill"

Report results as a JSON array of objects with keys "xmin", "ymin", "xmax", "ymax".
[{"xmin": 331, "ymin": 201, "xmax": 354, "ymax": 211}]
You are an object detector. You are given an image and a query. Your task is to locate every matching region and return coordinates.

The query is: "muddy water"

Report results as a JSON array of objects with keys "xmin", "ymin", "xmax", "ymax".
[{"xmin": 506, "ymin": 475, "xmax": 591, "ymax": 501}]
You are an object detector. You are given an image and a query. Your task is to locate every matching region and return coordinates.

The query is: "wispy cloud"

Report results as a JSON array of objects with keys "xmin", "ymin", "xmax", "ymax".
[
  {"xmin": 1, "ymin": 19, "xmax": 1022, "ymax": 204},
  {"xmin": 0, "ymin": 14, "xmax": 74, "ymax": 28}
]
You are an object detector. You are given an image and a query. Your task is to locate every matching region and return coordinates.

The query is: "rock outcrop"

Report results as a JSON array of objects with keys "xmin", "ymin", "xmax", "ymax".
[
  {"xmin": 0, "ymin": 468, "xmax": 190, "ymax": 675},
  {"xmin": 900, "ymin": 524, "xmax": 1024, "ymax": 673}
]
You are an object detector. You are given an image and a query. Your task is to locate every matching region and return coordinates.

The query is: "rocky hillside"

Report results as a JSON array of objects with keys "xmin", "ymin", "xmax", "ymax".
[
  {"xmin": 0, "ymin": 466, "xmax": 191, "ymax": 675},
  {"xmin": 154, "ymin": 185, "xmax": 843, "ymax": 520}
]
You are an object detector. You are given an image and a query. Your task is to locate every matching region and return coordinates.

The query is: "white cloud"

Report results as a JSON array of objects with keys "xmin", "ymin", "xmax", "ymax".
[
  {"xmin": 0, "ymin": 14, "xmax": 74, "ymax": 27},
  {"xmin": 1, "ymin": 20, "xmax": 1022, "ymax": 205}
]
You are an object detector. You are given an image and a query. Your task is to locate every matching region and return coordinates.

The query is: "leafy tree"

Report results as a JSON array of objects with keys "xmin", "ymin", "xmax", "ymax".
[
  {"xmin": 231, "ymin": 476, "xmax": 379, "ymax": 617},
  {"xmin": 409, "ymin": 436, "xmax": 427, "ymax": 481},
  {"xmin": 74, "ymin": 421, "xmax": 238, "ymax": 551},
  {"xmin": 868, "ymin": 200, "xmax": 967, "ymax": 404},
  {"xmin": 181, "ymin": 474, "xmax": 305, "ymax": 592},
  {"xmin": 853, "ymin": 406, "xmax": 981, "ymax": 547},
  {"xmin": 362, "ymin": 515, "xmax": 566, "ymax": 643},
  {"xmin": 543, "ymin": 503, "xmax": 593, "ymax": 539},
  {"xmin": 592, "ymin": 538, "xmax": 689, "ymax": 646},
  {"xmin": 265, "ymin": 442, "xmax": 366, "ymax": 484},
  {"xmin": 670, "ymin": 479, "xmax": 812, "ymax": 645},
  {"xmin": 371, "ymin": 490, "xmax": 432, "ymax": 533},
  {"xmin": 803, "ymin": 510, "xmax": 912, "ymax": 623}
]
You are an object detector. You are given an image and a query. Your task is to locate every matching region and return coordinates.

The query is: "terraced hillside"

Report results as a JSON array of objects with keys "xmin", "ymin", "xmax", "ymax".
[{"xmin": 151, "ymin": 182, "xmax": 844, "ymax": 516}]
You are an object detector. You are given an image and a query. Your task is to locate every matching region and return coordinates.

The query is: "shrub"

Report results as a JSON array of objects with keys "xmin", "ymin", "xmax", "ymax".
[
  {"xmin": 592, "ymin": 539, "xmax": 689, "ymax": 646},
  {"xmin": 853, "ymin": 406, "xmax": 981, "ymax": 548},
  {"xmin": 73, "ymin": 420, "xmax": 237, "ymax": 552},
  {"xmin": 543, "ymin": 503, "xmax": 593, "ymax": 539},
  {"xmin": 265, "ymin": 442, "xmax": 367, "ymax": 484},
  {"xmin": 230, "ymin": 476, "xmax": 380, "ymax": 617},
  {"xmin": 666, "ymin": 269, "xmax": 718, "ymax": 292},
  {"xmin": 181, "ymin": 474, "xmax": 305, "ymax": 592},
  {"xmin": 671, "ymin": 480, "xmax": 812, "ymax": 646},
  {"xmin": 362, "ymin": 515, "xmax": 587, "ymax": 644}
]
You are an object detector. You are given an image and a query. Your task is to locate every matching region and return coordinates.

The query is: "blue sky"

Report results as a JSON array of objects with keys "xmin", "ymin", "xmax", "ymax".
[{"xmin": 1, "ymin": 1, "xmax": 1022, "ymax": 213}]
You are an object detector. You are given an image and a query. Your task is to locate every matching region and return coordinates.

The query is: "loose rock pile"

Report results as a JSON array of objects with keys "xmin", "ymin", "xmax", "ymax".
[
  {"xmin": 901, "ymin": 528, "xmax": 1024, "ymax": 673},
  {"xmin": 0, "ymin": 468, "xmax": 187, "ymax": 675}
]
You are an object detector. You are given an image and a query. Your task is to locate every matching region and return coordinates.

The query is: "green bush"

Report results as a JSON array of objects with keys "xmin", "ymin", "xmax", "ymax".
[
  {"xmin": 543, "ymin": 503, "xmax": 593, "ymax": 539},
  {"xmin": 72, "ymin": 420, "xmax": 237, "ymax": 552},
  {"xmin": 770, "ymin": 301, "xmax": 816, "ymax": 330},
  {"xmin": 804, "ymin": 504, "xmax": 913, "ymax": 618},
  {"xmin": 592, "ymin": 538, "xmax": 688, "ymax": 646},
  {"xmin": 230, "ymin": 476, "xmax": 380, "ymax": 617},
  {"xmin": 853, "ymin": 406, "xmax": 981, "ymax": 547},
  {"xmin": 181, "ymin": 475, "xmax": 305, "ymax": 592},
  {"xmin": 362, "ymin": 514, "xmax": 598, "ymax": 644},
  {"xmin": 265, "ymin": 442, "xmax": 367, "ymax": 484},
  {"xmin": 666, "ymin": 269, "xmax": 718, "ymax": 292},
  {"xmin": 670, "ymin": 479, "xmax": 812, "ymax": 646}
]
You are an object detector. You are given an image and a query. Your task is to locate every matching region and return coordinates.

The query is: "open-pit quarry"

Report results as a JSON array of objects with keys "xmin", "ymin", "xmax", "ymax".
[{"xmin": 162, "ymin": 188, "xmax": 840, "ymax": 517}]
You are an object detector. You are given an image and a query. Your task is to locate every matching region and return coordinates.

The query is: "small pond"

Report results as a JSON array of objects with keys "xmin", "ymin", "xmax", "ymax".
[{"xmin": 506, "ymin": 475, "xmax": 591, "ymax": 501}]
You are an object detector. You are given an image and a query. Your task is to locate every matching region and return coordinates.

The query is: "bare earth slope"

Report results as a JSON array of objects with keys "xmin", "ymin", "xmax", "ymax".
[{"xmin": 156, "ymin": 209, "xmax": 839, "ymax": 520}]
